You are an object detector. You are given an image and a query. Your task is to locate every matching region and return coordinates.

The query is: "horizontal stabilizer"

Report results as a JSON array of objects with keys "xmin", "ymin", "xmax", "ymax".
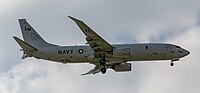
[{"xmin": 13, "ymin": 36, "xmax": 37, "ymax": 52}]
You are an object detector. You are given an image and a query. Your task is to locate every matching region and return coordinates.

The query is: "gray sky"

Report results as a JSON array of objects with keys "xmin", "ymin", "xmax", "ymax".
[{"xmin": 0, "ymin": 0, "xmax": 200, "ymax": 93}]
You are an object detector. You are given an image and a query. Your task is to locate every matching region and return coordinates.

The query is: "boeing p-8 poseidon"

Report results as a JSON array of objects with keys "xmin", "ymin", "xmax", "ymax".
[{"xmin": 13, "ymin": 16, "xmax": 190, "ymax": 75}]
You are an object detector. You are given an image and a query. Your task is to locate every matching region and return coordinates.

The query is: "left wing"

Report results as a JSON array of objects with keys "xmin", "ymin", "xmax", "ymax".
[
  {"xmin": 81, "ymin": 65, "xmax": 104, "ymax": 76},
  {"xmin": 68, "ymin": 16, "xmax": 113, "ymax": 57}
]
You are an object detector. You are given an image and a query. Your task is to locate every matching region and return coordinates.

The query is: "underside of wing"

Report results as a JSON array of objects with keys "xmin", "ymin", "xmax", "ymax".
[
  {"xmin": 81, "ymin": 65, "xmax": 104, "ymax": 76},
  {"xmin": 81, "ymin": 62, "xmax": 131, "ymax": 76}
]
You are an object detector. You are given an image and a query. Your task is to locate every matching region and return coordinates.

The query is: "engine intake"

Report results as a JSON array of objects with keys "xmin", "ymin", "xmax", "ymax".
[{"xmin": 112, "ymin": 63, "xmax": 131, "ymax": 72}]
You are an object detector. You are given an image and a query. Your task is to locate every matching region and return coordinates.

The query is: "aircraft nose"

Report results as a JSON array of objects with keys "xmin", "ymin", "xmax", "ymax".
[
  {"xmin": 184, "ymin": 49, "xmax": 190, "ymax": 56},
  {"xmin": 182, "ymin": 49, "xmax": 190, "ymax": 57},
  {"xmin": 187, "ymin": 51, "xmax": 190, "ymax": 55}
]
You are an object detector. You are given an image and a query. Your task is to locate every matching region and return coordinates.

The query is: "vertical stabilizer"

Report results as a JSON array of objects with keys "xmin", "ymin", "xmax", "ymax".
[{"xmin": 18, "ymin": 19, "xmax": 54, "ymax": 48}]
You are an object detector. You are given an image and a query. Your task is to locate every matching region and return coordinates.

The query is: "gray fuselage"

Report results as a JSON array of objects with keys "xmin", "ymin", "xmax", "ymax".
[{"xmin": 32, "ymin": 43, "xmax": 189, "ymax": 64}]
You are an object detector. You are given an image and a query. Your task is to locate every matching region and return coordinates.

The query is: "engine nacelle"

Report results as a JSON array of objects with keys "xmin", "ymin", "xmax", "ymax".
[
  {"xmin": 112, "ymin": 48, "xmax": 130, "ymax": 58},
  {"xmin": 112, "ymin": 63, "xmax": 131, "ymax": 72}
]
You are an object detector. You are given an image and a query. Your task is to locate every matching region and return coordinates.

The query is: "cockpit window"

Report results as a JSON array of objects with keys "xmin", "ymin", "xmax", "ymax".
[{"xmin": 175, "ymin": 46, "xmax": 181, "ymax": 48}]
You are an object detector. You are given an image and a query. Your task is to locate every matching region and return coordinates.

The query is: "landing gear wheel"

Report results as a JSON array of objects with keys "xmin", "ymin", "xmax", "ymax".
[
  {"xmin": 100, "ymin": 59, "xmax": 106, "ymax": 65},
  {"xmin": 101, "ymin": 67, "xmax": 107, "ymax": 74},
  {"xmin": 170, "ymin": 62, "xmax": 174, "ymax": 66}
]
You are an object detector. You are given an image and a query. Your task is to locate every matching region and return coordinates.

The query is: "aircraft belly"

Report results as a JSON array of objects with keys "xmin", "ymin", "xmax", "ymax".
[{"xmin": 130, "ymin": 53, "xmax": 165, "ymax": 61}]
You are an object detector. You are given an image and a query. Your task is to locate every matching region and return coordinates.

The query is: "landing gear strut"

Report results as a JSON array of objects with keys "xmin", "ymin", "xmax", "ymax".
[{"xmin": 100, "ymin": 58, "xmax": 106, "ymax": 65}]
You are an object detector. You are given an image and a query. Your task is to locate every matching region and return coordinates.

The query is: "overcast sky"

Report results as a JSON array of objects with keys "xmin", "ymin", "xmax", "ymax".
[{"xmin": 0, "ymin": 0, "xmax": 200, "ymax": 93}]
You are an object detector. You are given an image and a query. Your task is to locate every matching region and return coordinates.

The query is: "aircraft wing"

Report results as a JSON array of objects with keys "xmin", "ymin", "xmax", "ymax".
[
  {"xmin": 81, "ymin": 61, "xmax": 125, "ymax": 76},
  {"xmin": 81, "ymin": 65, "xmax": 104, "ymax": 76},
  {"xmin": 69, "ymin": 16, "xmax": 113, "ymax": 56}
]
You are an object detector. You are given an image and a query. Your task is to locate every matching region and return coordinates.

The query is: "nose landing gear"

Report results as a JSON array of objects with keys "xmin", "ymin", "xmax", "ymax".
[
  {"xmin": 170, "ymin": 61, "xmax": 174, "ymax": 66},
  {"xmin": 170, "ymin": 58, "xmax": 179, "ymax": 66}
]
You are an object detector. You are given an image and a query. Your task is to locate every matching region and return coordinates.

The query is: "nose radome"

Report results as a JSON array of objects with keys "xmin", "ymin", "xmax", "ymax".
[{"xmin": 187, "ymin": 51, "xmax": 190, "ymax": 55}]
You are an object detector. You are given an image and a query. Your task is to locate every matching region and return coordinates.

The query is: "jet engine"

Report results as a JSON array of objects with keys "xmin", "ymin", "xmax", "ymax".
[
  {"xmin": 112, "ymin": 63, "xmax": 131, "ymax": 72},
  {"xmin": 112, "ymin": 48, "xmax": 130, "ymax": 58}
]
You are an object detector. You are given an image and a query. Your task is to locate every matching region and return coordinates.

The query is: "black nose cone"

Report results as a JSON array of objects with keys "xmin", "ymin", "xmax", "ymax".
[{"xmin": 187, "ymin": 51, "xmax": 190, "ymax": 55}]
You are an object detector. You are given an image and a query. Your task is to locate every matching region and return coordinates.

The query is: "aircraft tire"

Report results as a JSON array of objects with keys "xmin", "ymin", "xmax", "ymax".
[
  {"xmin": 170, "ymin": 62, "xmax": 174, "ymax": 66},
  {"xmin": 101, "ymin": 67, "xmax": 106, "ymax": 74}
]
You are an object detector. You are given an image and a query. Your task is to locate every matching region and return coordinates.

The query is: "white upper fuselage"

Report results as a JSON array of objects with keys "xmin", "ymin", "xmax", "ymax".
[{"xmin": 32, "ymin": 43, "xmax": 189, "ymax": 64}]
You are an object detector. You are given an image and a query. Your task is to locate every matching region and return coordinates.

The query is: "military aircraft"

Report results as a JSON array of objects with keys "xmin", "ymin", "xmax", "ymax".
[{"xmin": 13, "ymin": 16, "xmax": 190, "ymax": 75}]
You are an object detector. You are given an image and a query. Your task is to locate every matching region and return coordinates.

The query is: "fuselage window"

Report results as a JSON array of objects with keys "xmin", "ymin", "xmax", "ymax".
[{"xmin": 145, "ymin": 46, "xmax": 148, "ymax": 49}]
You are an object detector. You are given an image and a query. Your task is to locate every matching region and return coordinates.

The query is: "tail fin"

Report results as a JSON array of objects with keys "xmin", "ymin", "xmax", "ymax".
[{"xmin": 18, "ymin": 19, "xmax": 54, "ymax": 48}]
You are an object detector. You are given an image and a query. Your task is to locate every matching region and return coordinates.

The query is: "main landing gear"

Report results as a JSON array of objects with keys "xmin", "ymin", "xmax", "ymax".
[
  {"xmin": 100, "ymin": 58, "xmax": 106, "ymax": 65},
  {"xmin": 101, "ymin": 67, "xmax": 107, "ymax": 74},
  {"xmin": 99, "ymin": 58, "xmax": 107, "ymax": 74}
]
